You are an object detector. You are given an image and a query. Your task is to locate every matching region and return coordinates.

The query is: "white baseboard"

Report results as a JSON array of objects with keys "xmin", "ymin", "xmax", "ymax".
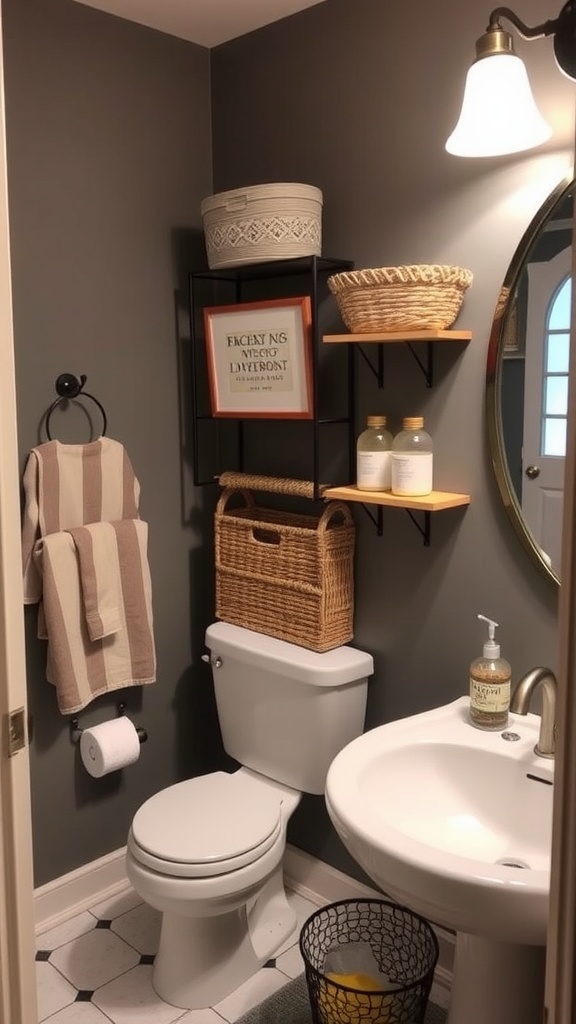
[
  {"xmin": 284, "ymin": 844, "xmax": 383, "ymax": 905},
  {"xmin": 34, "ymin": 842, "xmax": 454, "ymax": 989},
  {"xmin": 34, "ymin": 846, "xmax": 130, "ymax": 934}
]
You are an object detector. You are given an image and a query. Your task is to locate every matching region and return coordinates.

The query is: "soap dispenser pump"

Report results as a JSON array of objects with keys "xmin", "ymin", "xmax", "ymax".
[{"xmin": 469, "ymin": 614, "xmax": 511, "ymax": 730}]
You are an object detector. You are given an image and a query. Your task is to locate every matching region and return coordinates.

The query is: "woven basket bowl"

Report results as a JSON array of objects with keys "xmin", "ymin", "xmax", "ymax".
[{"xmin": 327, "ymin": 264, "xmax": 473, "ymax": 332}]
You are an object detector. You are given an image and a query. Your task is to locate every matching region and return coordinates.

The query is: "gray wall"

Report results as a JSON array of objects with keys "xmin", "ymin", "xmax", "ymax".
[
  {"xmin": 3, "ymin": 0, "xmax": 220, "ymax": 885},
  {"xmin": 2, "ymin": 0, "xmax": 574, "ymax": 887},
  {"xmin": 210, "ymin": 0, "xmax": 574, "ymax": 873}
]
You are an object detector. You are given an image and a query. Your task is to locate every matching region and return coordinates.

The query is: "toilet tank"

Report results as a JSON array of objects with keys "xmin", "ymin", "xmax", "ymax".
[{"xmin": 205, "ymin": 622, "xmax": 373, "ymax": 795}]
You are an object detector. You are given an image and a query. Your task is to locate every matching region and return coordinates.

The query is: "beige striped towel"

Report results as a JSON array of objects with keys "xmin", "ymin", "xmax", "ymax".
[
  {"xmin": 68, "ymin": 523, "xmax": 123, "ymax": 641},
  {"xmin": 35, "ymin": 519, "xmax": 156, "ymax": 714},
  {"xmin": 22, "ymin": 438, "xmax": 140, "ymax": 605}
]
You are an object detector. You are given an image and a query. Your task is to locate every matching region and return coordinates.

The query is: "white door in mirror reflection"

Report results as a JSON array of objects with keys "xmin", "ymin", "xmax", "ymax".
[{"xmin": 523, "ymin": 245, "xmax": 571, "ymax": 578}]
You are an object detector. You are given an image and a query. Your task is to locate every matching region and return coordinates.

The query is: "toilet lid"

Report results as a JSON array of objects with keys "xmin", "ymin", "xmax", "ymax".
[{"xmin": 130, "ymin": 772, "xmax": 283, "ymax": 876}]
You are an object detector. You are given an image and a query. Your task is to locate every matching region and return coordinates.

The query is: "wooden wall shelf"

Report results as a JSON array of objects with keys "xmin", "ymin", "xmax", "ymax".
[
  {"xmin": 323, "ymin": 329, "xmax": 472, "ymax": 344},
  {"xmin": 323, "ymin": 485, "xmax": 470, "ymax": 543},
  {"xmin": 323, "ymin": 329, "xmax": 471, "ymax": 387},
  {"xmin": 323, "ymin": 485, "xmax": 470, "ymax": 510}
]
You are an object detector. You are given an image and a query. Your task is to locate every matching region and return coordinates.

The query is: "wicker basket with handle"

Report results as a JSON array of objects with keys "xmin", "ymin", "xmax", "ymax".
[
  {"xmin": 328, "ymin": 264, "xmax": 473, "ymax": 332},
  {"xmin": 215, "ymin": 473, "xmax": 355, "ymax": 652}
]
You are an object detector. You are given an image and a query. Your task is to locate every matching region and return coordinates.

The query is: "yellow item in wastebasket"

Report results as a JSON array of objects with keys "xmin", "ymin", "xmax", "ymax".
[
  {"xmin": 319, "ymin": 972, "xmax": 399, "ymax": 1024},
  {"xmin": 327, "ymin": 972, "xmax": 383, "ymax": 990}
]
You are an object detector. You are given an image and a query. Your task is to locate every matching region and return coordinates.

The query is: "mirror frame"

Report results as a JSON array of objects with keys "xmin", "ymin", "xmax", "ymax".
[{"xmin": 486, "ymin": 173, "xmax": 574, "ymax": 588}]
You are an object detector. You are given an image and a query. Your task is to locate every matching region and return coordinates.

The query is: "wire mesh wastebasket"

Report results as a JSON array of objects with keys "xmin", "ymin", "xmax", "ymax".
[{"xmin": 299, "ymin": 900, "xmax": 439, "ymax": 1024}]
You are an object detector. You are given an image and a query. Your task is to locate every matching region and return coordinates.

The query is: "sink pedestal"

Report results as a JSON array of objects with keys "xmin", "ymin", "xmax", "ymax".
[{"xmin": 449, "ymin": 933, "xmax": 546, "ymax": 1024}]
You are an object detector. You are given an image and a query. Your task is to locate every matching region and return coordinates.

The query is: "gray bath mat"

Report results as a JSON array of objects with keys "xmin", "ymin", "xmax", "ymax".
[{"xmin": 237, "ymin": 973, "xmax": 447, "ymax": 1024}]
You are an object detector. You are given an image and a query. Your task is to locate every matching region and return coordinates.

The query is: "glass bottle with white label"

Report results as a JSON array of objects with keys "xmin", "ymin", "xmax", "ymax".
[
  {"xmin": 356, "ymin": 415, "xmax": 393, "ymax": 491},
  {"xmin": 391, "ymin": 416, "xmax": 433, "ymax": 496}
]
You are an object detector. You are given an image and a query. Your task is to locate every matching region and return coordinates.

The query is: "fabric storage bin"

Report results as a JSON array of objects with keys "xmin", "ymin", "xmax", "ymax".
[
  {"xmin": 214, "ymin": 474, "xmax": 355, "ymax": 652},
  {"xmin": 201, "ymin": 183, "xmax": 323, "ymax": 269}
]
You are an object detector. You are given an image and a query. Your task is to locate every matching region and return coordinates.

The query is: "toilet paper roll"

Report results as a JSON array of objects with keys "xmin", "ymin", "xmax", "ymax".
[{"xmin": 80, "ymin": 716, "xmax": 141, "ymax": 778}]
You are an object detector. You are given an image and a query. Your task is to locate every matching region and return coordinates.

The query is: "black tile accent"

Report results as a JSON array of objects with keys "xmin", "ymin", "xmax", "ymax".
[
  {"xmin": 139, "ymin": 954, "xmax": 155, "ymax": 965},
  {"xmin": 75, "ymin": 991, "xmax": 94, "ymax": 1002},
  {"xmin": 95, "ymin": 919, "xmax": 112, "ymax": 929},
  {"xmin": 264, "ymin": 958, "xmax": 276, "ymax": 968},
  {"xmin": 35, "ymin": 951, "xmax": 51, "ymax": 961}
]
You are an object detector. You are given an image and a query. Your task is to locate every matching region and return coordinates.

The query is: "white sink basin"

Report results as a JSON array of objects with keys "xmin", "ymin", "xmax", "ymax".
[{"xmin": 325, "ymin": 696, "xmax": 553, "ymax": 946}]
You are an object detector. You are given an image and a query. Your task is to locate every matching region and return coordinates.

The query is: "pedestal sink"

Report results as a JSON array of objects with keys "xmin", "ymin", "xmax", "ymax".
[{"xmin": 325, "ymin": 696, "xmax": 553, "ymax": 1024}]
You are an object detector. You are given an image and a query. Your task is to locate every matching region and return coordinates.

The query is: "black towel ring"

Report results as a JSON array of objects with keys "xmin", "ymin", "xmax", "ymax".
[{"xmin": 46, "ymin": 374, "xmax": 108, "ymax": 441}]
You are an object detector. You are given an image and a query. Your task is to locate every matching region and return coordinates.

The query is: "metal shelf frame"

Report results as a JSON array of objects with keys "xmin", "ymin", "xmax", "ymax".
[{"xmin": 188, "ymin": 256, "xmax": 355, "ymax": 500}]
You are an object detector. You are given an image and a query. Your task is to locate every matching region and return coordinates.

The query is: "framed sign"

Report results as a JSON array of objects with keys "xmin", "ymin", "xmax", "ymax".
[{"xmin": 203, "ymin": 296, "xmax": 314, "ymax": 418}]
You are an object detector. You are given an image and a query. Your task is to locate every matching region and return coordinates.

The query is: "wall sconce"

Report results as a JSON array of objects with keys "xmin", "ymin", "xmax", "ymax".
[{"xmin": 446, "ymin": 3, "xmax": 576, "ymax": 157}]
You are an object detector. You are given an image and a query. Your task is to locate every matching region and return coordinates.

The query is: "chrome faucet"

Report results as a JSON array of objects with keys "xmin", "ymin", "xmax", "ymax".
[{"xmin": 509, "ymin": 667, "xmax": 557, "ymax": 759}]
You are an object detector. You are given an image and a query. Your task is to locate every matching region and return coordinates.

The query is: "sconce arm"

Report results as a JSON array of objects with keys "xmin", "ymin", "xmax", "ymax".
[{"xmin": 488, "ymin": 7, "xmax": 559, "ymax": 40}]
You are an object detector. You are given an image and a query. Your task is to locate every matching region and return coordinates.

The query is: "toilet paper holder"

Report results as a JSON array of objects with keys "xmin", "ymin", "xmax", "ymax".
[{"xmin": 70, "ymin": 702, "xmax": 148, "ymax": 744}]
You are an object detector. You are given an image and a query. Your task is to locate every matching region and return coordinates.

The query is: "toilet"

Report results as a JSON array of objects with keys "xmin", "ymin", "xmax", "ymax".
[{"xmin": 126, "ymin": 621, "xmax": 373, "ymax": 1010}]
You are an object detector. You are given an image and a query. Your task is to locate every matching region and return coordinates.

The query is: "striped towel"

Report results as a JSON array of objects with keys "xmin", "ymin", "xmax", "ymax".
[
  {"xmin": 35, "ymin": 519, "xmax": 155, "ymax": 714},
  {"xmin": 69, "ymin": 523, "xmax": 123, "ymax": 641},
  {"xmin": 22, "ymin": 438, "xmax": 140, "ymax": 605}
]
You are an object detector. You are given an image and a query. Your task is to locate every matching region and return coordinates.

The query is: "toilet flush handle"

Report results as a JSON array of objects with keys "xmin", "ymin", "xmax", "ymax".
[{"xmin": 201, "ymin": 653, "xmax": 223, "ymax": 669}]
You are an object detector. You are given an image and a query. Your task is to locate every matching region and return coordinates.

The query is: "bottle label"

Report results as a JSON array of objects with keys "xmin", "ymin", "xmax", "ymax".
[
  {"xmin": 357, "ymin": 451, "xmax": 391, "ymax": 490},
  {"xmin": 470, "ymin": 677, "xmax": 510, "ymax": 713},
  {"xmin": 391, "ymin": 452, "xmax": 433, "ymax": 495}
]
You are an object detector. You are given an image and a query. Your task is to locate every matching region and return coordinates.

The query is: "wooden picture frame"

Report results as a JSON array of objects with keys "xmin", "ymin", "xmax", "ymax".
[{"xmin": 203, "ymin": 296, "xmax": 313, "ymax": 418}]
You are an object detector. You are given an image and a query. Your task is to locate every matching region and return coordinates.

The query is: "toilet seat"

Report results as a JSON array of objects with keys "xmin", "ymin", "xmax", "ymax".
[{"xmin": 130, "ymin": 771, "xmax": 283, "ymax": 878}]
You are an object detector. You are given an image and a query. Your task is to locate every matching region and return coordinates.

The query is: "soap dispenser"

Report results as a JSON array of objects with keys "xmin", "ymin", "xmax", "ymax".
[{"xmin": 469, "ymin": 614, "xmax": 511, "ymax": 730}]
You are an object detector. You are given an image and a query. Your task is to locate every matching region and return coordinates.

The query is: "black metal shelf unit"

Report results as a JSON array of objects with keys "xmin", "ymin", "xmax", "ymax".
[{"xmin": 188, "ymin": 255, "xmax": 354, "ymax": 499}]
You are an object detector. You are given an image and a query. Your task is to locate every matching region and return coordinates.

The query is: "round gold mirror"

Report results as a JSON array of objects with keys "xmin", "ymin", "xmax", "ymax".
[{"xmin": 486, "ymin": 175, "xmax": 573, "ymax": 586}]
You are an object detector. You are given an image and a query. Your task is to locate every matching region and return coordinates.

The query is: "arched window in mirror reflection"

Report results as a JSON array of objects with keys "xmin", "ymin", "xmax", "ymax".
[{"xmin": 544, "ymin": 275, "xmax": 571, "ymax": 457}]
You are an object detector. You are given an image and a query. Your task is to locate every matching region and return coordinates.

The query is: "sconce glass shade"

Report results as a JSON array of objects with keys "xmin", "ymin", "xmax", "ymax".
[{"xmin": 446, "ymin": 52, "xmax": 553, "ymax": 157}]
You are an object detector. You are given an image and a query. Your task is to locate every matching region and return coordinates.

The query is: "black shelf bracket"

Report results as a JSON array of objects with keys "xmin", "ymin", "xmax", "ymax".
[
  {"xmin": 356, "ymin": 344, "xmax": 385, "ymax": 388},
  {"xmin": 405, "ymin": 508, "xmax": 432, "ymax": 546},
  {"xmin": 355, "ymin": 340, "xmax": 435, "ymax": 388},
  {"xmin": 405, "ymin": 341, "xmax": 434, "ymax": 388},
  {"xmin": 358, "ymin": 503, "xmax": 432, "ymax": 544},
  {"xmin": 359, "ymin": 502, "xmax": 384, "ymax": 537}
]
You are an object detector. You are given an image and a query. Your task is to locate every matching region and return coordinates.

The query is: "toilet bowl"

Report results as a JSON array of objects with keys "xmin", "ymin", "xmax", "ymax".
[
  {"xmin": 127, "ymin": 768, "xmax": 301, "ymax": 1009},
  {"xmin": 127, "ymin": 622, "xmax": 373, "ymax": 1010}
]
